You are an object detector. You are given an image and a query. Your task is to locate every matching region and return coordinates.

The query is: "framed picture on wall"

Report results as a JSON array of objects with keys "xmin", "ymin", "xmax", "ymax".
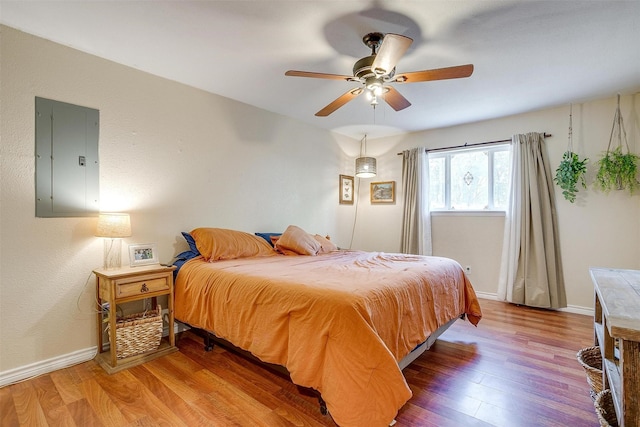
[
  {"xmin": 129, "ymin": 243, "xmax": 159, "ymax": 267},
  {"xmin": 339, "ymin": 174, "xmax": 354, "ymax": 205},
  {"xmin": 370, "ymin": 181, "xmax": 395, "ymax": 204}
]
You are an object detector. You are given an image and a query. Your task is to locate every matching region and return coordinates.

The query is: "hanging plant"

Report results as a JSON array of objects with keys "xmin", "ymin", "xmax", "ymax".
[
  {"xmin": 594, "ymin": 95, "xmax": 640, "ymax": 194},
  {"xmin": 555, "ymin": 151, "xmax": 588, "ymax": 203},
  {"xmin": 554, "ymin": 104, "xmax": 589, "ymax": 203},
  {"xmin": 595, "ymin": 146, "xmax": 639, "ymax": 193}
]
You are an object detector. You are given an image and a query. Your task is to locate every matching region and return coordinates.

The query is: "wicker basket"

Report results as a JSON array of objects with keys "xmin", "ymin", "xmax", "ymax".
[
  {"xmin": 577, "ymin": 346, "xmax": 604, "ymax": 397},
  {"xmin": 594, "ymin": 389, "xmax": 618, "ymax": 427},
  {"xmin": 107, "ymin": 305, "xmax": 163, "ymax": 359}
]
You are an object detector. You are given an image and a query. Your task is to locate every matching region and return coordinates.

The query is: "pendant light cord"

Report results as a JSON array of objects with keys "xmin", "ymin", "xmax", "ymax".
[
  {"xmin": 360, "ymin": 134, "xmax": 367, "ymax": 157},
  {"xmin": 348, "ymin": 177, "xmax": 360, "ymax": 250}
]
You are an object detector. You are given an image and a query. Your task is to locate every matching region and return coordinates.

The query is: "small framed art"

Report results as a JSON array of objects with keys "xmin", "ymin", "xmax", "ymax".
[
  {"xmin": 371, "ymin": 181, "xmax": 395, "ymax": 204},
  {"xmin": 129, "ymin": 243, "xmax": 159, "ymax": 267},
  {"xmin": 339, "ymin": 174, "xmax": 354, "ymax": 205}
]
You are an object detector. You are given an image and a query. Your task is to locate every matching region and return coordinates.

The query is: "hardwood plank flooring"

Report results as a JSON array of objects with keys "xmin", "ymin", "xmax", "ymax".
[{"xmin": 0, "ymin": 299, "xmax": 599, "ymax": 426}]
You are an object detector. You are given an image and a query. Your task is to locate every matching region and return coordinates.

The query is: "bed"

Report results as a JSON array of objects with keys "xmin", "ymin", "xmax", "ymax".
[{"xmin": 173, "ymin": 226, "xmax": 482, "ymax": 427}]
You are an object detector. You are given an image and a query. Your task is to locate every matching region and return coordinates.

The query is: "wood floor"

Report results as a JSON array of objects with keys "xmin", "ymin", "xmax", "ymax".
[{"xmin": 1, "ymin": 299, "xmax": 599, "ymax": 426}]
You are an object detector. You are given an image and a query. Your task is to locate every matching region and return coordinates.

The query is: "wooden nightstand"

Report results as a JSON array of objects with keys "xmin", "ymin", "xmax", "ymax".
[{"xmin": 94, "ymin": 264, "xmax": 178, "ymax": 374}]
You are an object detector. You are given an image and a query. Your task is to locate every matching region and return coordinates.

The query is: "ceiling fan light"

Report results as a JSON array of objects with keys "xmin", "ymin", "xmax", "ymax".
[
  {"xmin": 355, "ymin": 157, "xmax": 377, "ymax": 178},
  {"xmin": 366, "ymin": 81, "xmax": 383, "ymax": 95}
]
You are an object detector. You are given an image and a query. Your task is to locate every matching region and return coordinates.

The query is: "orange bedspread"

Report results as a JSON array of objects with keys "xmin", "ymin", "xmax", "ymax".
[{"xmin": 174, "ymin": 251, "xmax": 482, "ymax": 426}]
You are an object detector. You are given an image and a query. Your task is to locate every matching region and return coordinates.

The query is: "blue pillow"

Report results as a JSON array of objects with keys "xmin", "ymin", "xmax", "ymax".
[
  {"xmin": 255, "ymin": 232, "xmax": 282, "ymax": 247},
  {"xmin": 181, "ymin": 231, "xmax": 199, "ymax": 254},
  {"xmin": 172, "ymin": 232, "xmax": 202, "ymax": 280}
]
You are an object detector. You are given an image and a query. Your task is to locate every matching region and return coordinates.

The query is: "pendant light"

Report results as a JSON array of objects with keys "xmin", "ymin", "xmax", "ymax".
[{"xmin": 355, "ymin": 134, "xmax": 377, "ymax": 178}]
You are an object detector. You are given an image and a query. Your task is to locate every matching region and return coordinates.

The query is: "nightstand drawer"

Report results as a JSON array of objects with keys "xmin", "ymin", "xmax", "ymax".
[{"xmin": 115, "ymin": 276, "xmax": 169, "ymax": 298}]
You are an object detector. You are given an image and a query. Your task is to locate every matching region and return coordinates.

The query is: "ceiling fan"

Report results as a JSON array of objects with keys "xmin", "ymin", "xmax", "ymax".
[{"xmin": 285, "ymin": 32, "xmax": 474, "ymax": 117}]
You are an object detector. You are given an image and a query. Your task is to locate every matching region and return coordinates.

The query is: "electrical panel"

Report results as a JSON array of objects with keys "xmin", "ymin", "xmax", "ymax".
[{"xmin": 35, "ymin": 97, "xmax": 99, "ymax": 217}]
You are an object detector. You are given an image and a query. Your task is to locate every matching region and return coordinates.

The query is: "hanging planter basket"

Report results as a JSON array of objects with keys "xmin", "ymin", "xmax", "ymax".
[
  {"xmin": 594, "ymin": 95, "xmax": 640, "ymax": 194},
  {"xmin": 554, "ymin": 104, "xmax": 588, "ymax": 203}
]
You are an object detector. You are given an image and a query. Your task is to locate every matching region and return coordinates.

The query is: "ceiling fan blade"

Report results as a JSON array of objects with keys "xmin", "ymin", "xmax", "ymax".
[
  {"xmin": 393, "ymin": 64, "xmax": 474, "ymax": 83},
  {"xmin": 315, "ymin": 88, "xmax": 364, "ymax": 117},
  {"xmin": 285, "ymin": 70, "xmax": 355, "ymax": 81},
  {"xmin": 383, "ymin": 86, "xmax": 411, "ymax": 111},
  {"xmin": 371, "ymin": 34, "xmax": 413, "ymax": 76}
]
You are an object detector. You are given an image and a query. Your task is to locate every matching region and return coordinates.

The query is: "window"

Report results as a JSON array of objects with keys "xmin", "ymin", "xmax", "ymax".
[{"xmin": 428, "ymin": 144, "xmax": 511, "ymax": 211}]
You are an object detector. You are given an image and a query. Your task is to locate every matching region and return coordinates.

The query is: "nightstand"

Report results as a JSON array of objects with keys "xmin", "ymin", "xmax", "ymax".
[{"xmin": 94, "ymin": 264, "xmax": 178, "ymax": 374}]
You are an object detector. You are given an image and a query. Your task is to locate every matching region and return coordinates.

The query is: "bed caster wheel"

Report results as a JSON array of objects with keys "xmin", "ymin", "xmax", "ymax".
[
  {"xmin": 319, "ymin": 397, "xmax": 328, "ymax": 415},
  {"xmin": 204, "ymin": 335, "xmax": 214, "ymax": 352}
]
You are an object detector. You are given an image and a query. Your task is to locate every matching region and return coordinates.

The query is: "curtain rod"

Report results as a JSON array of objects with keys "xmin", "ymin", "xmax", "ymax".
[{"xmin": 396, "ymin": 132, "xmax": 552, "ymax": 155}]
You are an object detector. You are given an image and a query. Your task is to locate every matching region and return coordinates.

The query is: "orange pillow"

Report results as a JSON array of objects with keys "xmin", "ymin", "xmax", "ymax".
[
  {"xmin": 191, "ymin": 228, "xmax": 275, "ymax": 261},
  {"xmin": 314, "ymin": 234, "xmax": 338, "ymax": 253},
  {"xmin": 275, "ymin": 225, "xmax": 321, "ymax": 256},
  {"xmin": 270, "ymin": 235, "xmax": 281, "ymax": 246}
]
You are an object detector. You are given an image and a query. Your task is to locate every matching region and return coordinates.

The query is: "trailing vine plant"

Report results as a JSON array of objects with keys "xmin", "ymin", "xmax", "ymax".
[
  {"xmin": 554, "ymin": 104, "xmax": 588, "ymax": 203},
  {"xmin": 555, "ymin": 151, "xmax": 588, "ymax": 203},
  {"xmin": 595, "ymin": 146, "xmax": 639, "ymax": 193},
  {"xmin": 594, "ymin": 95, "xmax": 640, "ymax": 194}
]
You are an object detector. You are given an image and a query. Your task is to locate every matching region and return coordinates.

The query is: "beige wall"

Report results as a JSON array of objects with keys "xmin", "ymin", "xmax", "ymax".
[
  {"xmin": 352, "ymin": 95, "xmax": 640, "ymax": 309},
  {"xmin": 2, "ymin": 24, "xmax": 639, "ymax": 379},
  {"xmin": 0, "ymin": 25, "xmax": 355, "ymax": 374}
]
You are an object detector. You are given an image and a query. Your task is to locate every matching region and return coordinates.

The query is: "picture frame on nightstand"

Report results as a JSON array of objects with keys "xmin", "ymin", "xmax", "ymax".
[{"xmin": 129, "ymin": 243, "xmax": 159, "ymax": 267}]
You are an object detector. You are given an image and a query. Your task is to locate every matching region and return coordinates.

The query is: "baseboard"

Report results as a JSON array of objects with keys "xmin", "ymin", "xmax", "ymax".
[
  {"xmin": 163, "ymin": 322, "xmax": 190, "ymax": 336},
  {"xmin": 475, "ymin": 291, "xmax": 499, "ymax": 300},
  {"xmin": 560, "ymin": 305, "xmax": 594, "ymax": 316},
  {"xmin": 162, "ymin": 309, "xmax": 190, "ymax": 336},
  {"xmin": 475, "ymin": 292, "xmax": 593, "ymax": 316},
  {"xmin": 0, "ymin": 346, "xmax": 97, "ymax": 388},
  {"xmin": 1, "ymin": 319, "xmax": 188, "ymax": 388}
]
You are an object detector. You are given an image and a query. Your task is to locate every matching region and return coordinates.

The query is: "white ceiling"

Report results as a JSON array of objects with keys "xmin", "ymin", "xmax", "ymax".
[{"xmin": 2, "ymin": 1, "xmax": 639, "ymax": 139}]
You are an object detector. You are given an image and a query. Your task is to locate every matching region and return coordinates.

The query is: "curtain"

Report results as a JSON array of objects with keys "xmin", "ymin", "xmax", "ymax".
[
  {"xmin": 498, "ymin": 132, "xmax": 566, "ymax": 308},
  {"xmin": 400, "ymin": 147, "xmax": 432, "ymax": 255}
]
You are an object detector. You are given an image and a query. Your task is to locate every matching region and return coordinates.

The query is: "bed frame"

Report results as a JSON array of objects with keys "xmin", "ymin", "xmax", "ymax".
[
  {"xmin": 178, "ymin": 314, "xmax": 464, "ymax": 416},
  {"xmin": 398, "ymin": 315, "xmax": 462, "ymax": 370}
]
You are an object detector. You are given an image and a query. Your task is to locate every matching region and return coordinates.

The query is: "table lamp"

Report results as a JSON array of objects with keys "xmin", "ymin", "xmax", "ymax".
[{"xmin": 95, "ymin": 213, "xmax": 131, "ymax": 269}]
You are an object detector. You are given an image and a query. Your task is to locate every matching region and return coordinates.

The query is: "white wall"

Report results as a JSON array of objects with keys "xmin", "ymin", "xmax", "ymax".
[
  {"xmin": 353, "ymin": 95, "xmax": 640, "ymax": 310},
  {"xmin": 0, "ymin": 25, "xmax": 355, "ymax": 375}
]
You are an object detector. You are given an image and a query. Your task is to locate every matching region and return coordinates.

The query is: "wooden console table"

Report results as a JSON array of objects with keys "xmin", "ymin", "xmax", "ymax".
[{"xmin": 591, "ymin": 267, "xmax": 640, "ymax": 426}]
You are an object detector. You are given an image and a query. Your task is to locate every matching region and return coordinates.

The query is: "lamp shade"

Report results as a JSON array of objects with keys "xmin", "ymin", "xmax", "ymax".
[
  {"xmin": 95, "ymin": 213, "xmax": 131, "ymax": 238},
  {"xmin": 355, "ymin": 157, "xmax": 377, "ymax": 178}
]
